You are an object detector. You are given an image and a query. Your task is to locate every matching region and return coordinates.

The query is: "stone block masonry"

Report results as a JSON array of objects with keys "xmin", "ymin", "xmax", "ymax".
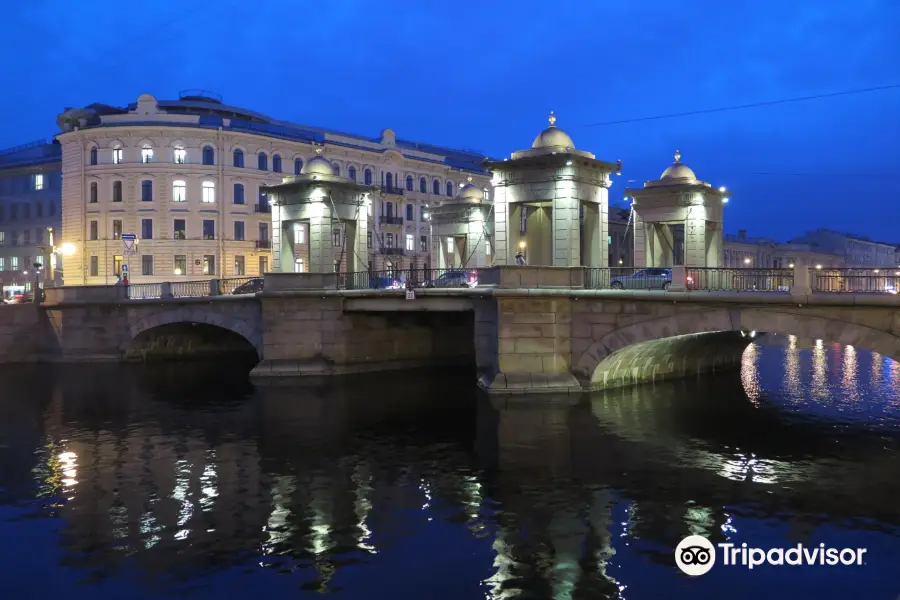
[{"xmin": 0, "ymin": 305, "xmax": 59, "ymax": 363}]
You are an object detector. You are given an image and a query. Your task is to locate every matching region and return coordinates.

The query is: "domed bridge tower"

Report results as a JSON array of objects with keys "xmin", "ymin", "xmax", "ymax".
[
  {"xmin": 484, "ymin": 112, "xmax": 622, "ymax": 267},
  {"xmin": 625, "ymin": 150, "xmax": 727, "ymax": 268},
  {"xmin": 429, "ymin": 176, "xmax": 492, "ymax": 270},
  {"xmin": 266, "ymin": 148, "xmax": 375, "ymax": 274}
]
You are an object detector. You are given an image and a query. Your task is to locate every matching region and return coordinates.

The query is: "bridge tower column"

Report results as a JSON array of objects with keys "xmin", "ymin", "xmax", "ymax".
[
  {"xmin": 627, "ymin": 150, "xmax": 728, "ymax": 268},
  {"xmin": 485, "ymin": 112, "xmax": 621, "ymax": 268}
]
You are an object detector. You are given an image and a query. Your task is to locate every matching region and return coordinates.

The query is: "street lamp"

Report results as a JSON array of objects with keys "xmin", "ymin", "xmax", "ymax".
[
  {"xmin": 743, "ymin": 257, "xmax": 751, "ymax": 265},
  {"xmin": 518, "ymin": 240, "xmax": 527, "ymax": 265}
]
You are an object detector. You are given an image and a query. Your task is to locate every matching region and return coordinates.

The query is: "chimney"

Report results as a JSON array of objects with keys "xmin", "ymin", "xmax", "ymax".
[{"xmin": 738, "ymin": 229, "xmax": 747, "ymax": 241}]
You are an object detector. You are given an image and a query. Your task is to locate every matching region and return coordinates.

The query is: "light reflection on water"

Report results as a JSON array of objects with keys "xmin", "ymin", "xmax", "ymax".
[{"xmin": 0, "ymin": 344, "xmax": 899, "ymax": 599}]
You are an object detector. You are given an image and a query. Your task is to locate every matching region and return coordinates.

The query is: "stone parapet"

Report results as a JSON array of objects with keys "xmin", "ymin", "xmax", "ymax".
[
  {"xmin": 264, "ymin": 272, "xmax": 340, "ymax": 292},
  {"xmin": 477, "ymin": 265, "xmax": 586, "ymax": 289}
]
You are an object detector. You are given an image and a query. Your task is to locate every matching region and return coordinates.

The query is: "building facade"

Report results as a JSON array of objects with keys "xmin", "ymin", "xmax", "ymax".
[
  {"xmin": 55, "ymin": 92, "xmax": 490, "ymax": 285},
  {"xmin": 721, "ymin": 228, "xmax": 899, "ymax": 269},
  {"xmin": 0, "ymin": 140, "xmax": 64, "ymax": 296}
]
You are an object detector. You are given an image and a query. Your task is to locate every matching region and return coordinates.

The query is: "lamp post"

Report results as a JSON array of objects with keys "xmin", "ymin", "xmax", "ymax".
[
  {"xmin": 32, "ymin": 262, "xmax": 42, "ymax": 303},
  {"xmin": 518, "ymin": 240, "xmax": 527, "ymax": 265}
]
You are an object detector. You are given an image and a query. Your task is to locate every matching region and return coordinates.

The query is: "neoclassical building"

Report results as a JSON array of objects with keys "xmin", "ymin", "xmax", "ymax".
[{"xmin": 55, "ymin": 91, "xmax": 490, "ymax": 285}]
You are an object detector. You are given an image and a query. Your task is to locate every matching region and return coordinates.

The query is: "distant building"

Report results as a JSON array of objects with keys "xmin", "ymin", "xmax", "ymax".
[
  {"xmin": 0, "ymin": 140, "xmax": 63, "ymax": 295},
  {"xmin": 786, "ymin": 229, "xmax": 898, "ymax": 268},
  {"xmin": 55, "ymin": 91, "xmax": 490, "ymax": 285},
  {"xmin": 608, "ymin": 205, "xmax": 633, "ymax": 266},
  {"xmin": 724, "ymin": 229, "xmax": 848, "ymax": 269}
]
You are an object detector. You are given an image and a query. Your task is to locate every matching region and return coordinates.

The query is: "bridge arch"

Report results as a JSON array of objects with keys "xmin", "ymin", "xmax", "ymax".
[
  {"xmin": 574, "ymin": 307, "xmax": 900, "ymax": 387},
  {"xmin": 129, "ymin": 306, "xmax": 263, "ymax": 357}
]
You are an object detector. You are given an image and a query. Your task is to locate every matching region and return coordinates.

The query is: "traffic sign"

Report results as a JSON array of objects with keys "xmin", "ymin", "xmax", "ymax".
[
  {"xmin": 121, "ymin": 233, "xmax": 136, "ymax": 240},
  {"xmin": 122, "ymin": 233, "xmax": 137, "ymax": 255}
]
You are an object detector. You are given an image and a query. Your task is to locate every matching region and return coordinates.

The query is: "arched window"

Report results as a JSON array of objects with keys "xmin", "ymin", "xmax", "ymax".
[
  {"xmin": 174, "ymin": 146, "xmax": 186, "ymax": 164},
  {"xmin": 112, "ymin": 181, "xmax": 123, "ymax": 202},
  {"xmin": 332, "ymin": 163, "xmax": 340, "ymax": 176},
  {"xmin": 348, "ymin": 166, "xmax": 356, "ymax": 181},
  {"xmin": 202, "ymin": 145, "xmax": 215, "ymax": 166},
  {"xmin": 406, "ymin": 175, "xmax": 413, "ymax": 191},
  {"xmin": 233, "ymin": 149, "xmax": 244, "ymax": 168},
  {"xmin": 433, "ymin": 179, "xmax": 440, "ymax": 195},
  {"xmin": 141, "ymin": 146, "xmax": 153, "ymax": 163},
  {"xmin": 89, "ymin": 181, "xmax": 98, "ymax": 203},
  {"xmin": 364, "ymin": 169, "xmax": 372, "ymax": 185},
  {"xmin": 294, "ymin": 158, "xmax": 303, "ymax": 175},
  {"xmin": 385, "ymin": 173, "xmax": 393, "ymax": 189},
  {"xmin": 446, "ymin": 181, "xmax": 454, "ymax": 197},
  {"xmin": 419, "ymin": 177, "xmax": 426, "ymax": 193},
  {"xmin": 258, "ymin": 152, "xmax": 267, "ymax": 171},
  {"xmin": 89, "ymin": 147, "xmax": 98, "ymax": 165},
  {"xmin": 272, "ymin": 154, "xmax": 282, "ymax": 173}
]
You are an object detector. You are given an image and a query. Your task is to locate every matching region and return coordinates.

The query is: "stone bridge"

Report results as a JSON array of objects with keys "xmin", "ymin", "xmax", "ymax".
[{"xmin": 0, "ymin": 266, "xmax": 897, "ymax": 394}]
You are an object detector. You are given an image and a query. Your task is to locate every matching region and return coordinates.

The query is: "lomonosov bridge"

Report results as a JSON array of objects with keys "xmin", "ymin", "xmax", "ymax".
[{"xmin": 2, "ymin": 265, "xmax": 898, "ymax": 394}]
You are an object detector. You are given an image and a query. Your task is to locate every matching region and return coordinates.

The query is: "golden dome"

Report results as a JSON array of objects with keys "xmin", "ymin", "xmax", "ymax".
[
  {"xmin": 531, "ymin": 111, "xmax": 575, "ymax": 150},
  {"xmin": 457, "ymin": 177, "xmax": 484, "ymax": 202},
  {"xmin": 302, "ymin": 154, "xmax": 335, "ymax": 177},
  {"xmin": 660, "ymin": 149, "xmax": 697, "ymax": 181}
]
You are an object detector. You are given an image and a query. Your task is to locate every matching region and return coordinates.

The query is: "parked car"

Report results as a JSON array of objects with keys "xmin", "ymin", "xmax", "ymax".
[
  {"xmin": 610, "ymin": 268, "xmax": 671, "ymax": 290},
  {"xmin": 231, "ymin": 278, "xmax": 264, "ymax": 295},
  {"xmin": 425, "ymin": 270, "xmax": 478, "ymax": 288}
]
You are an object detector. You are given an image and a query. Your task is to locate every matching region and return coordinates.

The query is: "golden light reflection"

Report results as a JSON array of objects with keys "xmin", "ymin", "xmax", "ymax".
[
  {"xmin": 785, "ymin": 335, "xmax": 801, "ymax": 399},
  {"xmin": 740, "ymin": 343, "xmax": 761, "ymax": 406},
  {"xmin": 842, "ymin": 345, "xmax": 860, "ymax": 402},
  {"xmin": 263, "ymin": 475, "xmax": 295, "ymax": 554},
  {"xmin": 719, "ymin": 453, "xmax": 778, "ymax": 485},
  {"xmin": 352, "ymin": 465, "xmax": 376, "ymax": 554},
  {"xmin": 871, "ymin": 350, "xmax": 883, "ymax": 387},
  {"xmin": 58, "ymin": 451, "xmax": 78, "ymax": 488},
  {"xmin": 172, "ymin": 459, "xmax": 194, "ymax": 540},
  {"xmin": 812, "ymin": 339, "xmax": 827, "ymax": 401}
]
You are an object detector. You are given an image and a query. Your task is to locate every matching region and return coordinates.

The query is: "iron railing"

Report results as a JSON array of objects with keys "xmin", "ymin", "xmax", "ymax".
[
  {"xmin": 584, "ymin": 267, "xmax": 666, "ymax": 290},
  {"xmin": 255, "ymin": 239, "xmax": 272, "ymax": 249},
  {"xmin": 378, "ymin": 247, "xmax": 404, "ymax": 256},
  {"xmin": 381, "ymin": 186, "xmax": 405, "ymax": 196},
  {"xmin": 171, "ymin": 280, "xmax": 211, "ymax": 298},
  {"xmin": 379, "ymin": 215, "xmax": 403, "ymax": 225},
  {"xmin": 685, "ymin": 268, "xmax": 793, "ymax": 292},
  {"xmin": 812, "ymin": 268, "xmax": 900, "ymax": 293},
  {"xmin": 220, "ymin": 277, "xmax": 256, "ymax": 294},
  {"xmin": 337, "ymin": 267, "xmax": 476, "ymax": 290},
  {"xmin": 254, "ymin": 204, "xmax": 271, "ymax": 213}
]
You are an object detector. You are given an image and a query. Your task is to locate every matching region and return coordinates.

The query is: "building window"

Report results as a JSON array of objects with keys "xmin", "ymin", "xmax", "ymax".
[
  {"xmin": 406, "ymin": 175, "xmax": 413, "ymax": 191},
  {"xmin": 0, "ymin": 231, "xmax": 4, "ymax": 245},
  {"xmin": 293, "ymin": 223, "xmax": 305, "ymax": 244},
  {"xmin": 173, "ymin": 180, "xmax": 186, "ymax": 202},
  {"xmin": 112, "ymin": 181, "xmax": 122, "ymax": 202},
  {"xmin": 141, "ymin": 254, "xmax": 153, "ymax": 276},
  {"xmin": 89, "ymin": 220, "xmax": 98, "ymax": 241},
  {"xmin": 364, "ymin": 169, "xmax": 372, "ymax": 185},
  {"xmin": 234, "ymin": 220, "xmax": 245, "ymax": 241},
  {"xmin": 483, "ymin": 189, "xmax": 490, "ymax": 201},
  {"xmin": 174, "ymin": 147, "xmax": 186, "ymax": 164},
  {"xmin": 294, "ymin": 158, "xmax": 303, "ymax": 175},
  {"xmin": 112, "ymin": 148, "xmax": 123, "ymax": 164},
  {"xmin": 385, "ymin": 201, "xmax": 393, "ymax": 217},
  {"xmin": 90, "ymin": 182, "xmax": 98, "ymax": 203},
  {"xmin": 113, "ymin": 255, "xmax": 122, "ymax": 276},
  {"xmin": 173, "ymin": 219, "xmax": 186, "ymax": 240},
  {"xmin": 89, "ymin": 256, "xmax": 98, "ymax": 276},
  {"xmin": 446, "ymin": 181, "xmax": 454, "ymax": 197},
  {"xmin": 259, "ymin": 256, "xmax": 268, "ymax": 275},
  {"xmin": 419, "ymin": 177, "xmax": 426, "ymax": 193},
  {"xmin": 446, "ymin": 237, "xmax": 454, "ymax": 254},
  {"xmin": 333, "ymin": 229, "xmax": 341, "ymax": 247},
  {"xmin": 332, "ymin": 163, "xmax": 340, "ymax": 176},
  {"xmin": 141, "ymin": 180, "xmax": 153, "ymax": 202},
  {"xmin": 367, "ymin": 231, "xmax": 372, "ymax": 249},
  {"xmin": 294, "ymin": 257, "xmax": 304, "ymax": 273},
  {"xmin": 233, "ymin": 149, "xmax": 244, "ymax": 168},
  {"xmin": 34, "ymin": 174, "xmax": 44, "ymax": 190},
  {"xmin": 406, "ymin": 204, "xmax": 413, "ymax": 221},
  {"xmin": 90, "ymin": 147, "xmax": 98, "ymax": 165},
  {"xmin": 433, "ymin": 179, "xmax": 440, "ymax": 195},
  {"xmin": 23, "ymin": 230, "xmax": 30, "ymax": 244},
  {"xmin": 174, "ymin": 255, "xmax": 187, "ymax": 275},
  {"xmin": 112, "ymin": 220, "xmax": 122, "ymax": 240},
  {"xmin": 258, "ymin": 152, "xmax": 267, "ymax": 171},
  {"xmin": 234, "ymin": 183, "xmax": 244, "ymax": 204},
  {"xmin": 203, "ymin": 255, "xmax": 215, "ymax": 275},
  {"xmin": 386, "ymin": 232, "xmax": 394, "ymax": 248},
  {"xmin": 234, "ymin": 255, "xmax": 245, "ymax": 276},
  {"xmin": 348, "ymin": 166, "xmax": 356, "ymax": 181},
  {"xmin": 202, "ymin": 145, "xmax": 215, "ymax": 166},
  {"xmin": 141, "ymin": 218, "xmax": 153, "ymax": 239},
  {"xmin": 386, "ymin": 173, "xmax": 393, "ymax": 189},
  {"xmin": 11, "ymin": 256, "xmax": 19, "ymax": 271},
  {"xmin": 420, "ymin": 205, "xmax": 426, "ymax": 221},
  {"xmin": 202, "ymin": 220, "xmax": 215, "ymax": 240},
  {"xmin": 420, "ymin": 235, "xmax": 427, "ymax": 252},
  {"xmin": 259, "ymin": 222, "xmax": 269, "ymax": 242},
  {"xmin": 141, "ymin": 147, "xmax": 153, "ymax": 163},
  {"xmin": 273, "ymin": 154, "xmax": 282, "ymax": 173},
  {"xmin": 202, "ymin": 181, "xmax": 215, "ymax": 203},
  {"xmin": 0, "ymin": 257, "xmax": 4, "ymax": 271},
  {"xmin": 405, "ymin": 234, "xmax": 414, "ymax": 251}
]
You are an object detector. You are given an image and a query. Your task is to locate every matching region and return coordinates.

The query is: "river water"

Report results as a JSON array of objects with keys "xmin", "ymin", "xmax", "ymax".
[{"xmin": 1, "ymin": 335, "xmax": 899, "ymax": 599}]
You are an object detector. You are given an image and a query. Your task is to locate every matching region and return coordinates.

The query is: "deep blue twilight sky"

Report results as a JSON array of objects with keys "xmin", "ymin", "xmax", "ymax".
[{"xmin": 1, "ymin": 0, "xmax": 898, "ymax": 242}]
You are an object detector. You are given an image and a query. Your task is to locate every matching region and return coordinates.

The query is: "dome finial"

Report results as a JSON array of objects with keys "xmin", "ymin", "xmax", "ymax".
[
  {"xmin": 548, "ymin": 111, "xmax": 556, "ymax": 127},
  {"xmin": 315, "ymin": 147, "xmax": 323, "ymax": 155},
  {"xmin": 674, "ymin": 149, "xmax": 681, "ymax": 163},
  {"xmin": 467, "ymin": 175, "xmax": 473, "ymax": 183}
]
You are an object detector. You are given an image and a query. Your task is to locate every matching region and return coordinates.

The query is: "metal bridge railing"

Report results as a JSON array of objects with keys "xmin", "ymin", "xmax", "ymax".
[{"xmin": 812, "ymin": 268, "xmax": 900, "ymax": 293}]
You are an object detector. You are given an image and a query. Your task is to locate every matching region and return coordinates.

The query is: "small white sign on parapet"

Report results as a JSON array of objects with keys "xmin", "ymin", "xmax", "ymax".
[{"xmin": 406, "ymin": 289, "xmax": 416, "ymax": 300}]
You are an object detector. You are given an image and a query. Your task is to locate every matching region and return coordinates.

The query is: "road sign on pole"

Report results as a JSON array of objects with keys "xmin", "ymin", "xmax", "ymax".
[{"xmin": 122, "ymin": 233, "xmax": 137, "ymax": 255}]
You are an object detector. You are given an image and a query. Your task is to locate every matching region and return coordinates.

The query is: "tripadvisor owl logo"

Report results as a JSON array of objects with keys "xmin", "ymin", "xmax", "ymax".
[{"xmin": 675, "ymin": 535, "xmax": 716, "ymax": 576}]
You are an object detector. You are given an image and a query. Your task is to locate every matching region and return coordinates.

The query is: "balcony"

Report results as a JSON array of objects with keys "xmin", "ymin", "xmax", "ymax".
[
  {"xmin": 379, "ymin": 247, "xmax": 404, "ymax": 256},
  {"xmin": 379, "ymin": 215, "xmax": 403, "ymax": 226},
  {"xmin": 254, "ymin": 204, "xmax": 271, "ymax": 213},
  {"xmin": 255, "ymin": 240, "xmax": 272, "ymax": 249},
  {"xmin": 381, "ymin": 186, "xmax": 405, "ymax": 196}
]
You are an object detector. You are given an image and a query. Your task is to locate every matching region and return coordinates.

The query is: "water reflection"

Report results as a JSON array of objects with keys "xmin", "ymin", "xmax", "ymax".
[{"xmin": 0, "ymin": 343, "xmax": 899, "ymax": 598}]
